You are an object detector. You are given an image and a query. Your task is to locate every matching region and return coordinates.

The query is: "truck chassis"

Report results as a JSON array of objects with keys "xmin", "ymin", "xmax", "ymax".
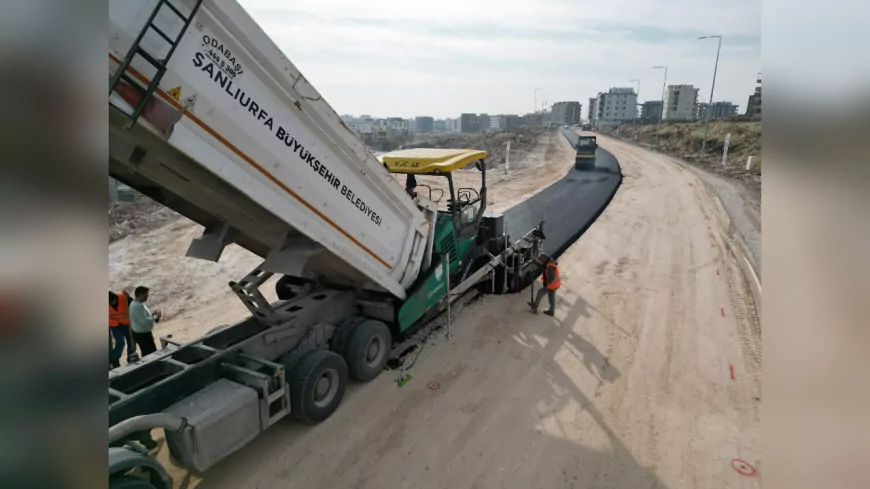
[{"xmin": 108, "ymin": 224, "xmax": 544, "ymax": 488}]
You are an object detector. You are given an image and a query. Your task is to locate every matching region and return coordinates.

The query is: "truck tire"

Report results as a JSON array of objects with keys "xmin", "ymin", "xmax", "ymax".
[
  {"xmin": 290, "ymin": 350, "xmax": 348, "ymax": 423},
  {"xmin": 344, "ymin": 320, "xmax": 392, "ymax": 382},
  {"xmin": 109, "ymin": 474, "xmax": 157, "ymax": 489},
  {"xmin": 329, "ymin": 316, "xmax": 366, "ymax": 359}
]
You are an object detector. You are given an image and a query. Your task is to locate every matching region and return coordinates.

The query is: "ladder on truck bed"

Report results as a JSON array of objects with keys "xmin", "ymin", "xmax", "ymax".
[{"xmin": 109, "ymin": 0, "xmax": 204, "ymax": 127}]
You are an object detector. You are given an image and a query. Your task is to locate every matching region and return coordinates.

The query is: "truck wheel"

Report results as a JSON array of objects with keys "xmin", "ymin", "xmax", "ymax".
[
  {"xmin": 330, "ymin": 316, "xmax": 366, "ymax": 359},
  {"xmin": 109, "ymin": 474, "xmax": 157, "ymax": 489},
  {"xmin": 290, "ymin": 350, "xmax": 348, "ymax": 423},
  {"xmin": 345, "ymin": 320, "xmax": 392, "ymax": 382}
]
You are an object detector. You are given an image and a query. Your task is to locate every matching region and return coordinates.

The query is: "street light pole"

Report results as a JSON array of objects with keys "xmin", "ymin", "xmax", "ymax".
[
  {"xmin": 534, "ymin": 88, "xmax": 540, "ymax": 116},
  {"xmin": 698, "ymin": 35, "xmax": 722, "ymax": 154},
  {"xmin": 653, "ymin": 65, "xmax": 668, "ymax": 146},
  {"xmin": 629, "ymin": 79, "xmax": 640, "ymax": 124}
]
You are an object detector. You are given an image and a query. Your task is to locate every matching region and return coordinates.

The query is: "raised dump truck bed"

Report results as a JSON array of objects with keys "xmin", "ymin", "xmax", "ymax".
[{"xmin": 109, "ymin": 0, "xmax": 430, "ymax": 299}]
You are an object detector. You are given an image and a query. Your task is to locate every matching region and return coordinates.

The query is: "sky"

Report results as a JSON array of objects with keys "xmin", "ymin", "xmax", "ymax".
[{"xmin": 238, "ymin": 0, "xmax": 761, "ymax": 119}]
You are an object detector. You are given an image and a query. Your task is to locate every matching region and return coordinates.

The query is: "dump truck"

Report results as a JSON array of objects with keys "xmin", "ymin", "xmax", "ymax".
[{"xmin": 108, "ymin": 1, "xmax": 546, "ymax": 487}]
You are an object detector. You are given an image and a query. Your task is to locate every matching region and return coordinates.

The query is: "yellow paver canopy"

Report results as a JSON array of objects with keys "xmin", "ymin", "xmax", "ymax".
[{"xmin": 380, "ymin": 148, "xmax": 488, "ymax": 174}]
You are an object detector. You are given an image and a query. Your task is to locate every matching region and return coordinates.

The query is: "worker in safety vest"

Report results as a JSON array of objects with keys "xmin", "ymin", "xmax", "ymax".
[
  {"xmin": 109, "ymin": 290, "xmax": 137, "ymax": 369},
  {"xmin": 528, "ymin": 254, "xmax": 560, "ymax": 316}
]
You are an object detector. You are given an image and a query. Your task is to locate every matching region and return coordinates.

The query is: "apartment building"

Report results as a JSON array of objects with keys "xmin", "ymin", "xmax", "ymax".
[
  {"xmin": 662, "ymin": 85, "xmax": 699, "ymax": 121},
  {"xmin": 414, "ymin": 116, "xmax": 434, "ymax": 133},
  {"xmin": 593, "ymin": 87, "xmax": 637, "ymax": 128},
  {"xmin": 551, "ymin": 101, "xmax": 582, "ymax": 125},
  {"xmin": 587, "ymin": 97, "xmax": 597, "ymax": 124},
  {"xmin": 640, "ymin": 100, "xmax": 663, "ymax": 123},
  {"xmin": 695, "ymin": 101, "xmax": 738, "ymax": 120},
  {"xmin": 460, "ymin": 113, "xmax": 481, "ymax": 133}
]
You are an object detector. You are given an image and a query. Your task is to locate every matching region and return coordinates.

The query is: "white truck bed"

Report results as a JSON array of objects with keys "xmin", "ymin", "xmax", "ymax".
[{"xmin": 109, "ymin": 0, "xmax": 433, "ymax": 299}]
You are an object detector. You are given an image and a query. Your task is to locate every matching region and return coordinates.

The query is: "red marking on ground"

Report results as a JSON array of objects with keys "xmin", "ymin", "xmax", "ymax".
[
  {"xmin": 427, "ymin": 381, "xmax": 440, "ymax": 391},
  {"xmin": 730, "ymin": 364, "xmax": 735, "ymax": 380},
  {"xmin": 731, "ymin": 459, "xmax": 757, "ymax": 476},
  {"xmin": 721, "ymin": 308, "xmax": 725, "ymax": 317},
  {"xmin": 716, "ymin": 269, "xmax": 720, "ymax": 276}
]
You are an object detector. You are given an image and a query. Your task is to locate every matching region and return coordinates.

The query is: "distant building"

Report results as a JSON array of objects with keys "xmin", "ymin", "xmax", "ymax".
[
  {"xmin": 433, "ymin": 119, "xmax": 447, "ymax": 132},
  {"xmin": 414, "ymin": 116, "xmax": 434, "ymax": 133},
  {"xmin": 551, "ymin": 101, "xmax": 582, "ymax": 125},
  {"xmin": 746, "ymin": 75, "xmax": 761, "ymax": 119},
  {"xmin": 593, "ymin": 87, "xmax": 637, "ymax": 128},
  {"xmin": 487, "ymin": 114, "xmax": 522, "ymax": 131},
  {"xmin": 478, "ymin": 114, "xmax": 491, "ymax": 132},
  {"xmin": 460, "ymin": 113, "xmax": 482, "ymax": 133},
  {"xmin": 343, "ymin": 115, "xmax": 411, "ymax": 145},
  {"xmin": 503, "ymin": 114, "xmax": 521, "ymax": 130},
  {"xmin": 346, "ymin": 115, "xmax": 375, "ymax": 137},
  {"xmin": 587, "ymin": 97, "xmax": 598, "ymax": 123},
  {"xmin": 663, "ymin": 85, "xmax": 699, "ymax": 121},
  {"xmin": 640, "ymin": 100, "xmax": 663, "ymax": 123},
  {"xmin": 490, "ymin": 115, "xmax": 505, "ymax": 131},
  {"xmin": 445, "ymin": 118, "xmax": 460, "ymax": 133},
  {"xmin": 695, "ymin": 101, "xmax": 738, "ymax": 120},
  {"xmin": 385, "ymin": 117, "xmax": 408, "ymax": 131}
]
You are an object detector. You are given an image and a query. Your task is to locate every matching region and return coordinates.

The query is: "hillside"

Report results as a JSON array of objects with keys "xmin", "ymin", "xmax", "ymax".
[{"xmin": 604, "ymin": 120, "xmax": 761, "ymax": 182}]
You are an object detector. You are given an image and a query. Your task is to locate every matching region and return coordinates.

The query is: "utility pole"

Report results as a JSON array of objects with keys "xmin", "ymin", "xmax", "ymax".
[
  {"xmin": 653, "ymin": 66, "xmax": 668, "ymax": 146},
  {"xmin": 698, "ymin": 35, "xmax": 722, "ymax": 154},
  {"xmin": 534, "ymin": 88, "xmax": 540, "ymax": 116}
]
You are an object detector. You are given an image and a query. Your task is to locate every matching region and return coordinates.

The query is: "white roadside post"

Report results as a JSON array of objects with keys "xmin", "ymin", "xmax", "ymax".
[
  {"xmin": 746, "ymin": 155, "xmax": 754, "ymax": 171},
  {"xmin": 505, "ymin": 140, "xmax": 511, "ymax": 174},
  {"xmin": 721, "ymin": 133, "xmax": 731, "ymax": 167}
]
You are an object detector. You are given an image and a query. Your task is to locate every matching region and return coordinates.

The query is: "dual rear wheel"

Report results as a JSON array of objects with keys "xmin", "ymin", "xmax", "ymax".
[{"xmin": 289, "ymin": 319, "xmax": 392, "ymax": 423}]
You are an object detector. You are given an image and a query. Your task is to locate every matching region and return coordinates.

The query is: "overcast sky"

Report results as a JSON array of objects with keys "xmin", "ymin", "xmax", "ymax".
[{"xmin": 238, "ymin": 0, "xmax": 761, "ymax": 119}]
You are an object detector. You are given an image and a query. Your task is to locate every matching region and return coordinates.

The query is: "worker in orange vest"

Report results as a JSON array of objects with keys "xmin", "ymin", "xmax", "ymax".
[
  {"xmin": 109, "ymin": 290, "xmax": 137, "ymax": 369},
  {"xmin": 528, "ymin": 254, "xmax": 560, "ymax": 316}
]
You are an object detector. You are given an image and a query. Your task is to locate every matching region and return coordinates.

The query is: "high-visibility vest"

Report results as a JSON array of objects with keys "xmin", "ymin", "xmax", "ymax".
[
  {"xmin": 542, "ymin": 261, "xmax": 561, "ymax": 290},
  {"xmin": 109, "ymin": 292, "xmax": 130, "ymax": 327}
]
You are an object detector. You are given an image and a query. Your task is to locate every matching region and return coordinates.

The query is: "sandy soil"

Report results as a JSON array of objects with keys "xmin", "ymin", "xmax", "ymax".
[
  {"xmin": 108, "ymin": 131, "xmax": 576, "ymax": 345},
  {"xmin": 594, "ymin": 133, "xmax": 762, "ymax": 276},
  {"xmin": 139, "ymin": 133, "xmax": 761, "ymax": 488}
]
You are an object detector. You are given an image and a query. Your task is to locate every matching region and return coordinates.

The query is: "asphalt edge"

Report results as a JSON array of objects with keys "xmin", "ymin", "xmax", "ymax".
[{"xmin": 549, "ymin": 147, "xmax": 623, "ymax": 260}]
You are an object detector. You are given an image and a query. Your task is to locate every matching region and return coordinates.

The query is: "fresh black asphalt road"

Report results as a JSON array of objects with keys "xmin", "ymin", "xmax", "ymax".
[{"xmin": 503, "ymin": 130, "xmax": 622, "ymax": 260}]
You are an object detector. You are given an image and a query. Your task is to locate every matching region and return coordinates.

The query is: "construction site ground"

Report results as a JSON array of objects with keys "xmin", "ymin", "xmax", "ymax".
[
  {"xmin": 109, "ymin": 130, "xmax": 761, "ymax": 488},
  {"xmin": 597, "ymin": 129, "xmax": 761, "ymax": 275}
]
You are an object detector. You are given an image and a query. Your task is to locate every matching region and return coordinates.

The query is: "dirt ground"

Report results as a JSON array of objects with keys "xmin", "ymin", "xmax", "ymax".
[
  {"xmin": 124, "ymin": 132, "xmax": 761, "ymax": 488},
  {"xmin": 109, "ymin": 198, "xmax": 181, "ymax": 243},
  {"xmin": 594, "ymin": 133, "xmax": 762, "ymax": 276}
]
